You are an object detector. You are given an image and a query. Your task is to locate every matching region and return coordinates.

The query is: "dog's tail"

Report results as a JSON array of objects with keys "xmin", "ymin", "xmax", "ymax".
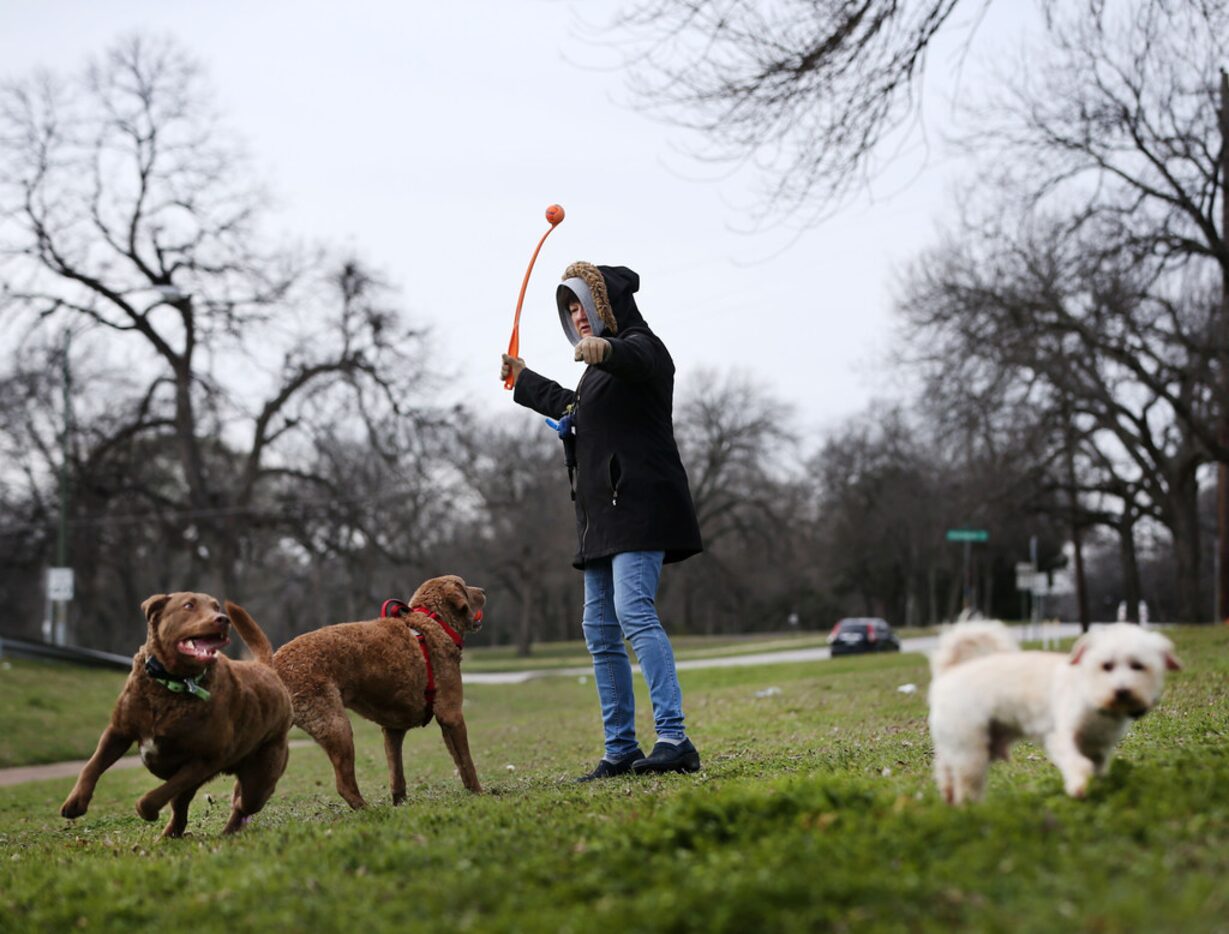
[
  {"xmin": 930, "ymin": 621, "xmax": 1018, "ymax": 677},
  {"xmin": 225, "ymin": 600, "xmax": 275, "ymax": 666}
]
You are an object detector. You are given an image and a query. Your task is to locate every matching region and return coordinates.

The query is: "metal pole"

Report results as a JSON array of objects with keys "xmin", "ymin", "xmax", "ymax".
[
  {"xmin": 54, "ymin": 329, "xmax": 72, "ymax": 645},
  {"xmin": 963, "ymin": 539, "xmax": 972, "ymax": 612}
]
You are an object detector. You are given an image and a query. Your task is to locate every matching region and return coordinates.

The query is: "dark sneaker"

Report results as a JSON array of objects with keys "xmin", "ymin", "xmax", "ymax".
[
  {"xmin": 575, "ymin": 749, "xmax": 646, "ymax": 783},
  {"xmin": 631, "ymin": 739, "xmax": 701, "ymax": 775}
]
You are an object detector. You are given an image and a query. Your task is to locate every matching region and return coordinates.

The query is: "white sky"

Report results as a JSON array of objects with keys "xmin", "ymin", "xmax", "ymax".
[{"xmin": 0, "ymin": 0, "xmax": 1043, "ymax": 443}]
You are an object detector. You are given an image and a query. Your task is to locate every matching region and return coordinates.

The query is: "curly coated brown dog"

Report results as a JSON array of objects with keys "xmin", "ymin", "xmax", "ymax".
[
  {"xmin": 60, "ymin": 593, "xmax": 293, "ymax": 837},
  {"xmin": 273, "ymin": 574, "xmax": 486, "ymax": 809}
]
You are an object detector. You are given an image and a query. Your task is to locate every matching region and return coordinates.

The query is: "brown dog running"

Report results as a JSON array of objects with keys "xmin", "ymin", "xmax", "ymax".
[
  {"xmin": 60, "ymin": 593, "xmax": 293, "ymax": 837},
  {"xmin": 273, "ymin": 574, "xmax": 486, "ymax": 808}
]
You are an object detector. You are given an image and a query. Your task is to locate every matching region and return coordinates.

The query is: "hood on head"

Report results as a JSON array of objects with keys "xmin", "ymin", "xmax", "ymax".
[{"xmin": 556, "ymin": 262, "xmax": 643, "ymax": 345}]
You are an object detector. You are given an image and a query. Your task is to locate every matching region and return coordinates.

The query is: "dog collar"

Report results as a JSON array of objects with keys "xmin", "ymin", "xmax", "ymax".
[
  {"xmin": 410, "ymin": 606, "xmax": 465, "ymax": 648},
  {"xmin": 144, "ymin": 654, "xmax": 211, "ymax": 701}
]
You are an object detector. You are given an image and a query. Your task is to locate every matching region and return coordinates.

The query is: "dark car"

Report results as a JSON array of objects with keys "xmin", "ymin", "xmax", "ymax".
[{"xmin": 827, "ymin": 617, "xmax": 901, "ymax": 656}]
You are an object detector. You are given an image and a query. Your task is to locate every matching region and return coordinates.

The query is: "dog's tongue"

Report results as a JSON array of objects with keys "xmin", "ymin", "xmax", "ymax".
[{"xmin": 177, "ymin": 633, "xmax": 229, "ymax": 661}]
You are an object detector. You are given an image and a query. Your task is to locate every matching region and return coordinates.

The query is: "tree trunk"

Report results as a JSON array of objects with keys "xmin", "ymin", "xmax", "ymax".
[
  {"xmin": 984, "ymin": 565, "xmax": 994, "ymax": 621},
  {"xmin": 927, "ymin": 564, "xmax": 938, "ymax": 626},
  {"xmin": 1218, "ymin": 70, "xmax": 1229, "ymax": 625},
  {"xmin": 516, "ymin": 581, "xmax": 534, "ymax": 657},
  {"xmin": 1062, "ymin": 407, "xmax": 1091, "ymax": 632},
  {"xmin": 1118, "ymin": 515, "xmax": 1142, "ymax": 623},
  {"xmin": 1170, "ymin": 484, "xmax": 1204, "ymax": 623}
]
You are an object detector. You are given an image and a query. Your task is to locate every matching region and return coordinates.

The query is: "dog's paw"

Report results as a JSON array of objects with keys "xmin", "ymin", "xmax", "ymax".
[
  {"xmin": 1064, "ymin": 778, "xmax": 1089, "ymax": 799},
  {"xmin": 60, "ymin": 794, "xmax": 89, "ymax": 819},
  {"xmin": 135, "ymin": 796, "xmax": 161, "ymax": 821}
]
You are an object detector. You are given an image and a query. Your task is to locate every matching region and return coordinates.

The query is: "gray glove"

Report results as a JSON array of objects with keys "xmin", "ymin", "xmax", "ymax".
[{"xmin": 573, "ymin": 337, "xmax": 611, "ymax": 365}]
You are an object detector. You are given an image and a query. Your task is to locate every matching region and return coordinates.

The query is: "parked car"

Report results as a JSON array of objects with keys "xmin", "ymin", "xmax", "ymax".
[{"xmin": 827, "ymin": 617, "xmax": 901, "ymax": 656}]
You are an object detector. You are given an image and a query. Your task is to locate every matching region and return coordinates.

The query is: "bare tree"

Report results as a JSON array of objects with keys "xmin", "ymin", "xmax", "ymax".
[
  {"xmin": 451, "ymin": 421, "xmax": 576, "ymax": 656},
  {"xmin": 965, "ymin": 0, "xmax": 1229, "ymax": 617},
  {"xmin": 0, "ymin": 36, "xmax": 427, "ymax": 604},
  {"xmin": 603, "ymin": 0, "xmax": 1218, "ymax": 224},
  {"xmin": 901, "ymin": 212, "xmax": 1218, "ymax": 621},
  {"xmin": 671, "ymin": 369, "xmax": 800, "ymax": 632}
]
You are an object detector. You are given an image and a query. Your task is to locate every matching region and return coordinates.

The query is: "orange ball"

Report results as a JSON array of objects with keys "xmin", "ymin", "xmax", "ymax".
[{"xmin": 545, "ymin": 203, "xmax": 565, "ymax": 225}]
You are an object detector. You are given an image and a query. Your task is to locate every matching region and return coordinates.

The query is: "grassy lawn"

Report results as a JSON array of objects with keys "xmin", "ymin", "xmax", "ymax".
[
  {"xmin": 0, "ymin": 627, "xmax": 1225, "ymax": 931},
  {"xmin": 0, "ymin": 660, "xmax": 134, "ymax": 768}
]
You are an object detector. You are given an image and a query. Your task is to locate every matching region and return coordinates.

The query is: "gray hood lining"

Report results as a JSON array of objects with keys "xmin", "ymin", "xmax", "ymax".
[{"xmin": 556, "ymin": 277, "xmax": 605, "ymax": 345}]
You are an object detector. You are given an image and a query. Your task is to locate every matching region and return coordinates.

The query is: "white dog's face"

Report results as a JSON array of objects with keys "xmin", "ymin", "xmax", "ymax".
[{"xmin": 1071, "ymin": 624, "xmax": 1181, "ymax": 718}]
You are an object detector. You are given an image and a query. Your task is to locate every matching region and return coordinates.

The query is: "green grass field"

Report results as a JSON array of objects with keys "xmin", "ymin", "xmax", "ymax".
[{"xmin": 0, "ymin": 628, "xmax": 1226, "ymax": 932}]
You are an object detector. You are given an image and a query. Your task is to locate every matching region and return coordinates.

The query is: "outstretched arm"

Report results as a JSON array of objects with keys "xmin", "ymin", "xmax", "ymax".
[
  {"xmin": 510, "ymin": 365, "xmax": 576, "ymax": 419},
  {"xmin": 580, "ymin": 332, "xmax": 663, "ymax": 383}
]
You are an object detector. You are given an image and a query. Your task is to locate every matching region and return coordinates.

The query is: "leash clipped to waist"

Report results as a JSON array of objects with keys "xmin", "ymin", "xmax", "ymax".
[
  {"xmin": 545, "ymin": 409, "xmax": 578, "ymax": 499},
  {"xmin": 504, "ymin": 203, "xmax": 565, "ymax": 390}
]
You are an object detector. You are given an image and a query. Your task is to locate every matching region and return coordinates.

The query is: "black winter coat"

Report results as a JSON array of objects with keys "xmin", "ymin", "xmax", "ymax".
[{"xmin": 513, "ymin": 265, "xmax": 703, "ymax": 569}]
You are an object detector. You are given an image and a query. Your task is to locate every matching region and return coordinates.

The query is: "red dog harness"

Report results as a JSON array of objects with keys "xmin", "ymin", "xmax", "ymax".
[{"xmin": 379, "ymin": 599, "xmax": 465, "ymax": 726}]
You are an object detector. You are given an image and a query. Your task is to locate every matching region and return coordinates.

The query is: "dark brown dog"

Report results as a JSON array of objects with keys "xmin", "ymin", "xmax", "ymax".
[
  {"xmin": 60, "ymin": 593, "xmax": 293, "ymax": 837},
  {"xmin": 273, "ymin": 574, "xmax": 486, "ymax": 808}
]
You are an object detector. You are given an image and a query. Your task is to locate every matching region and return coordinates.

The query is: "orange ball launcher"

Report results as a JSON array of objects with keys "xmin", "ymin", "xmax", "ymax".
[{"xmin": 504, "ymin": 204, "xmax": 566, "ymax": 390}]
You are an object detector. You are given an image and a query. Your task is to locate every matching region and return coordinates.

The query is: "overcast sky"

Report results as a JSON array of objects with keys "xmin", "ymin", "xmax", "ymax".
[{"xmin": 0, "ymin": 0, "xmax": 1043, "ymax": 444}]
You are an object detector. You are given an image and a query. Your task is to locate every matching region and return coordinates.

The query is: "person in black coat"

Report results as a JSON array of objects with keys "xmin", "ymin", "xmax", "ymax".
[{"xmin": 501, "ymin": 262, "xmax": 703, "ymax": 779}]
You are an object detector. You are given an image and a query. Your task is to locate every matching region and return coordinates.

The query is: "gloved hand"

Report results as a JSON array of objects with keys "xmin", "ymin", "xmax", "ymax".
[
  {"xmin": 501, "ymin": 353, "xmax": 526, "ymax": 385},
  {"xmin": 573, "ymin": 337, "xmax": 611, "ymax": 365}
]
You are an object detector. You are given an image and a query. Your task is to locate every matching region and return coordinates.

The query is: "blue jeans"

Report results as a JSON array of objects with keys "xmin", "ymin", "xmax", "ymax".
[{"xmin": 582, "ymin": 551, "xmax": 686, "ymax": 759}]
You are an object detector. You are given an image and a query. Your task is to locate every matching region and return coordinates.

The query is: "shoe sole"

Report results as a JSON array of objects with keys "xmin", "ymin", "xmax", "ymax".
[{"xmin": 631, "ymin": 755, "xmax": 701, "ymax": 775}]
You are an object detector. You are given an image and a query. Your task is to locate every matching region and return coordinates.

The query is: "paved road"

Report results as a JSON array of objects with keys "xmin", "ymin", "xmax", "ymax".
[
  {"xmin": 461, "ymin": 622, "xmax": 1084, "ymax": 684},
  {"xmin": 0, "ymin": 622, "xmax": 1084, "ymax": 787}
]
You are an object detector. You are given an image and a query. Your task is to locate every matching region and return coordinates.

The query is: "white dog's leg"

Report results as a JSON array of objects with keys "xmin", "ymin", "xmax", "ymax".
[
  {"xmin": 938, "ymin": 744, "xmax": 991, "ymax": 805},
  {"xmin": 1044, "ymin": 733, "xmax": 1096, "ymax": 798},
  {"xmin": 934, "ymin": 755, "xmax": 956, "ymax": 805}
]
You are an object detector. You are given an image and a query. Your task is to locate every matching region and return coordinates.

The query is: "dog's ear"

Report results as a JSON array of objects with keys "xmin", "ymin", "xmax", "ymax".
[
  {"xmin": 141, "ymin": 594, "xmax": 170, "ymax": 627},
  {"xmin": 447, "ymin": 580, "xmax": 471, "ymax": 618},
  {"xmin": 1150, "ymin": 633, "xmax": 1183, "ymax": 671},
  {"xmin": 1069, "ymin": 634, "xmax": 1092, "ymax": 665}
]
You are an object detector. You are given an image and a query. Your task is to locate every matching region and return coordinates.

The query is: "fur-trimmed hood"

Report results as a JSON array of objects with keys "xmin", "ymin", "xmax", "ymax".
[{"xmin": 556, "ymin": 263, "xmax": 644, "ymax": 345}]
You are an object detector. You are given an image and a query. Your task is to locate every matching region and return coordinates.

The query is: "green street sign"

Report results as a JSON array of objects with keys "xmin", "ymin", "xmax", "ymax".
[{"xmin": 946, "ymin": 529, "xmax": 989, "ymax": 543}]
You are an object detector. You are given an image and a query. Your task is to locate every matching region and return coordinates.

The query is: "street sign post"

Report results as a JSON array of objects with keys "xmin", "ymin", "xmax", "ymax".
[
  {"xmin": 946, "ymin": 529, "xmax": 989, "ymax": 542},
  {"xmin": 47, "ymin": 567, "xmax": 74, "ymax": 601},
  {"xmin": 946, "ymin": 529, "xmax": 989, "ymax": 611}
]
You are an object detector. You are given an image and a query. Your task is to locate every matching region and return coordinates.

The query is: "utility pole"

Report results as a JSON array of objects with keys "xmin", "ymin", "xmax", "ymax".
[
  {"xmin": 52, "ymin": 329, "xmax": 74, "ymax": 645},
  {"xmin": 1218, "ymin": 69, "xmax": 1229, "ymax": 625}
]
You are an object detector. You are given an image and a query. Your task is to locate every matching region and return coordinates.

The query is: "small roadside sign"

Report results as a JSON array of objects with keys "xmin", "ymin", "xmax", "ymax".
[
  {"xmin": 1015, "ymin": 562, "xmax": 1036, "ymax": 591},
  {"xmin": 946, "ymin": 529, "xmax": 989, "ymax": 543},
  {"xmin": 47, "ymin": 567, "xmax": 74, "ymax": 601}
]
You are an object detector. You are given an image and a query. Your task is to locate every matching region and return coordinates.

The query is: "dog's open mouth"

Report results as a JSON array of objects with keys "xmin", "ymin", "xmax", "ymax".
[
  {"xmin": 177, "ymin": 632, "xmax": 230, "ymax": 661},
  {"xmin": 471, "ymin": 609, "xmax": 484, "ymax": 631}
]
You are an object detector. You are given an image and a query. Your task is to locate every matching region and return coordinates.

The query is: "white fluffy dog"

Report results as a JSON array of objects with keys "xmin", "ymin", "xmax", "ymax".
[{"xmin": 928, "ymin": 621, "xmax": 1181, "ymax": 804}]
